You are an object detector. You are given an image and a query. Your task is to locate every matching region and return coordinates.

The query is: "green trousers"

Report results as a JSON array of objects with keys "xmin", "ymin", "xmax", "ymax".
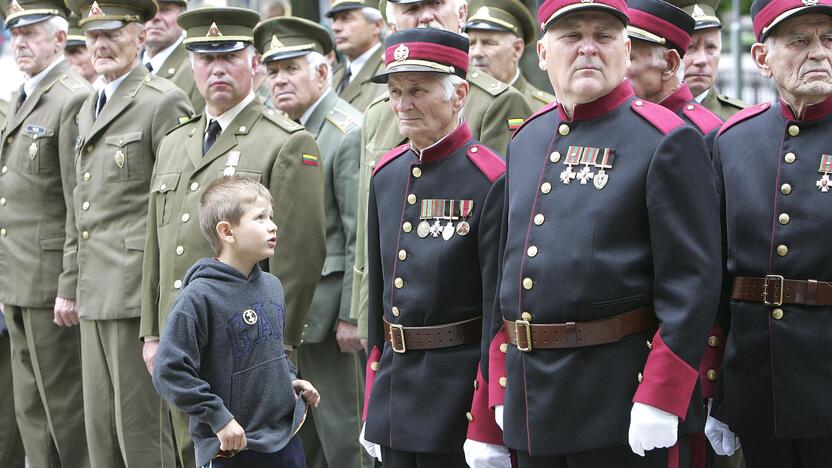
[
  {"xmin": 0, "ymin": 332, "xmax": 25, "ymax": 468},
  {"xmin": 170, "ymin": 405, "xmax": 195, "ymax": 468}
]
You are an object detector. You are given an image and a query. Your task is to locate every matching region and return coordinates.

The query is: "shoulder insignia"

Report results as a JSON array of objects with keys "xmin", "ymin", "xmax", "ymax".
[
  {"xmin": 325, "ymin": 107, "xmax": 359, "ymax": 135},
  {"xmin": 468, "ymin": 71, "xmax": 509, "ymax": 97},
  {"xmin": 142, "ymin": 74, "xmax": 178, "ymax": 94},
  {"xmin": 262, "ymin": 108, "xmax": 304, "ymax": 133},
  {"xmin": 533, "ymin": 90, "xmax": 556, "ymax": 105},
  {"xmin": 467, "ymin": 144, "xmax": 505, "ymax": 183},
  {"xmin": 513, "ymin": 101, "xmax": 558, "ymax": 135},
  {"xmin": 165, "ymin": 113, "xmax": 200, "ymax": 136},
  {"xmin": 716, "ymin": 94, "xmax": 748, "ymax": 110},
  {"xmin": 682, "ymin": 103, "xmax": 723, "ymax": 134},
  {"xmin": 59, "ymin": 74, "xmax": 85, "ymax": 91},
  {"xmin": 302, "ymin": 153, "xmax": 319, "ymax": 167},
  {"xmin": 507, "ymin": 118, "xmax": 524, "ymax": 131},
  {"xmin": 631, "ymin": 100, "xmax": 685, "ymax": 135},
  {"xmin": 368, "ymin": 91, "xmax": 391, "ymax": 107},
  {"xmin": 717, "ymin": 102, "xmax": 771, "ymax": 137},
  {"xmin": 372, "ymin": 144, "xmax": 410, "ymax": 176}
]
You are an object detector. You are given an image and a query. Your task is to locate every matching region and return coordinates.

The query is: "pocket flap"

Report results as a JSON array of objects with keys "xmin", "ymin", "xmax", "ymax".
[
  {"xmin": 24, "ymin": 125, "xmax": 55, "ymax": 138},
  {"xmin": 124, "ymin": 233, "xmax": 145, "ymax": 251},
  {"xmin": 151, "ymin": 172, "xmax": 181, "ymax": 193},
  {"xmin": 39, "ymin": 234, "xmax": 65, "ymax": 251},
  {"xmin": 105, "ymin": 131, "xmax": 143, "ymax": 147}
]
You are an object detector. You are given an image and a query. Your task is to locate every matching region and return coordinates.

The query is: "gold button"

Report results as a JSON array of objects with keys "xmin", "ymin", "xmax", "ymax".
[
  {"xmin": 190, "ymin": 182, "xmax": 199, "ymax": 191},
  {"xmin": 86, "ymin": 145, "xmax": 93, "ymax": 153},
  {"xmin": 499, "ymin": 377, "xmax": 507, "ymax": 387},
  {"xmin": 466, "ymin": 412, "xmax": 474, "ymax": 421},
  {"xmin": 391, "ymin": 306, "xmax": 400, "ymax": 317},
  {"xmin": 0, "ymin": 197, "xmax": 6, "ymax": 206},
  {"xmin": 173, "ymin": 279, "xmax": 182, "ymax": 289},
  {"xmin": 1, "ymin": 166, "xmax": 7, "ymax": 174},
  {"xmin": 772, "ymin": 308, "xmax": 784, "ymax": 320},
  {"xmin": 82, "ymin": 201, "xmax": 90, "ymax": 211},
  {"xmin": 781, "ymin": 183, "xmax": 792, "ymax": 195},
  {"xmin": 777, "ymin": 244, "xmax": 788, "ymax": 256},
  {"xmin": 784, "ymin": 152, "xmax": 796, "ymax": 164},
  {"xmin": 82, "ymin": 230, "xmax": 90, "ymax": 240},
  {"xmin": 474, "ymin": 379, "xmax": 479, "ymax": 390},
  {"xmin": 550, "ymin": 151, "xmax": 561, "ymax": 163},
  {"xmin": 402, "ymin": 222, "xmax": 412, "ymax": 233},
  {"xmin": 407, "ymin": 194, "xmax": 417, "ymax": 205},
  {"xmin": 0, "ymin": 228, "xmax": 6, "ymax": 237},
  {"xmin": 634, "ymin": 100, "xmax": 644, "ymax": 106},
  {"xmin": 6, "ymin": 137, "xmax": 12, "ymax": 144},
  {"xmin": 522, "ymin": 278, "xmax": 533, "ymax": 290},
  {"xmin": 708, "ymin": 336, "xmax": 719, "ymax": 347},
  {"xmin": 398, "ymin": 249, "xmax": 407, "ymax": 261},
  {"xmin": 527, "ymin": 246, "xmax": 538, "ymax": 257},
  {"xmin": 176, "ymin": 245, "xmax": 185, "ymax": 255},
  {"xmin": 541, "ymin": 182, "xmax": 552, "ymax": 194},
  {"xmin": 558, "ymin": 124, "xmax": 570, "ymax": 136},
  {"xmin": 181, "ymin": 213, "xmax": 190, "ymax": 222},
  {"xmin": 686, "ymin": 105, "xmax": 695, "ymax": 110},
  {"xmin": 788, "ymin": 125, "xmax": 799, "ymax": 136},
  {"xmin": 638, "ymin": 372, "xmax": 644, "ymax": 383},
  {"xmin": 159, "ymin": 184, "xmax": 167, "ymax": 191},
  {"xmin": 499, "ymin": 343, "xmax": 508, "ymax": 353},
  {"xmin": 472, "ymin": 72, "xmax": 479, "ymax": 78},
  {"xmin": 533, "ymin": 214, "xmax": 544, "ymax": 225},
  {"xmin": 778, "ymin": 213, "xmax": 790, "ymax": 225},
  {"xmin": 83, "ymin": 172, "xmax": 91, "ymax": 181},
  {"xmin": 394, "ymin": 277, "xmax": 404, "ymax": 288},
  {"xmin": 706, "ymin": 369, "xmax": 718, "ymax": 381},
  {"xmin": 521, "ymin": 312, "xmax": 532, "ymax": 321},
  {"xmin": 412, "ymin": 167, "xmax": 422, "ymax": 178},
  {"xmin": 370, "ymin": 362, "xmax": 379, "ymax": 371},
  {"xmin": 470, "ymin": 146, "xmax": 478, "ymax": 153}
]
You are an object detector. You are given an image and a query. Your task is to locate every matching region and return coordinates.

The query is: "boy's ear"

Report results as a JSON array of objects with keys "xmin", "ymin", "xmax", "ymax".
[{"xmin": 216, "ymin": 221, "xmax": 235, "ymax": 245}]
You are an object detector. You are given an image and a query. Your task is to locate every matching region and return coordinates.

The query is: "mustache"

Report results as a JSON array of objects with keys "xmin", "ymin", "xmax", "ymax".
[
  {"xmin": 15, "ymin": 49, "xmax": 33, "ymax": 58},
  {"xmin": 470, "ymin": 58, "xmax": 489, "ymax": 68}
]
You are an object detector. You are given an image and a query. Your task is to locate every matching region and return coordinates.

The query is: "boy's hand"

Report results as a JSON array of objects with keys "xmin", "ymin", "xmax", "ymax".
[
  {"xmin": 292, "ymin": 379, "xmax": 321, "ymax": 408},
  {"xmin": 217, "ymin": 419, "xmax": 247, "ymax": 452}
]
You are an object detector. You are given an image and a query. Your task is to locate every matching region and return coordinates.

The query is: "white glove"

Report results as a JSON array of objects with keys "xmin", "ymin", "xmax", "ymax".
[
  {"xmin": 704, "ymin": 399, "xmax": 740, "ymax": 456},
  {"xmin": 628, "ymin": 402, "xmax": 679, "ymax": 456},
  {"xmin": 463, "ymin": 439, "xmax": 511, "ymax": 468},
  {"xmin": 495, "ymin": 405, "xmax": 504, "ymax": 430},
  {"xmin": 359, "ymin": 423, "xmax": 382, "ymax": 462}
]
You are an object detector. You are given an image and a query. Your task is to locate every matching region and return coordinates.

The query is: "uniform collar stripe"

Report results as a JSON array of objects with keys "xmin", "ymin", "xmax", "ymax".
[{"xmin": 384, "ymin": 42, "xmax": 469, "ymax": 74}]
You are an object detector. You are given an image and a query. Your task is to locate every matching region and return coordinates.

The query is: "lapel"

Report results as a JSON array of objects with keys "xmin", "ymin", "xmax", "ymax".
[
  {"xmin": 159, "ymin": 42, "xmax": 188, "ymax": 79},
  {"xmin": 190, "ymin": 98, "xmax": 263, "ymax": 173},
  {"xmin": 341, "ymin": 47, "xmax": 383, "ymax": 102},
  {"xmin": 5, "ymin": 61, "xmax": 69, "ymax": 137},
  {"xmin": 84, "ymin": 63, "xmax": 148, "ymax": 143},
  {"xmin": 305, "ymin": 91, "xmax": 338, "ymax": 138}
]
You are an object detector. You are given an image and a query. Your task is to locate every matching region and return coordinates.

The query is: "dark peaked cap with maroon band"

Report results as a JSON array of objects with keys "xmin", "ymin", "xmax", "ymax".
[
  {"xmin": 627, "ymin": 0, "xmax": 695, "ymax": 57},
  {"xmin": 751, "ymin": 0, "xmax": 832, "ymax": 41},
  {"xmin": 371, "ymin": 28, "xmax": 469, "ymax": 83},
  {"xmin": 537, "ymin": 0, "xmax": 629, "ymax": 32}
]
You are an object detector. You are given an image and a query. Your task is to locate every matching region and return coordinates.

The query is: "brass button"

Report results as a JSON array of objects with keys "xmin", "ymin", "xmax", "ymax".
[
  {"xmin": 788, "ymin": 125, "xmax": 799, "ymax": 136},
  {"xmin": 776, "ymin": 244, "xmax": 788, "ymax": 256},
  {"xmin": 82, "ymin": 230, "xmax": 90, "ymax": 240},
  {"xmin": 686, "ymin": 105, "xmax": 695, "ymax": 110},
  {"xmin": 550, "ymin": 151, "xmax": 561, "ymax": 163},
  {"xmin": 470, "ymin": 146, "xmax": 479, "ymax": 153},
  {"xmin": 474, "ymin": 379, "xmax": 479, "ymax": 390},
  {"xmin": 370, "ymin": 362, "xmax": 379, "ymax": 371},
  {"xmin": 499, "ymin": 343, "xmax": 508, "ymax": 353},
  {"xmin": 398, "ymin": 249, "xmax": 407, "ymax": 261},
  {"xmin": 86, "ymin": 145, "xmax": 93, "ymax": 153},
  {"xmin": 391, "ymin": 306, "xmax": 400, "ymax": 317},
  {"xmin": 0, "ymin": 197, "xmax": 6, "ymax": 206},
  {"xmin": 412, "ymin": 167, "xmax": 422, "ymax": 178},
  {"xmin": 634, "ymin": 100, "xmax": 644, "ymax": 106},
  {"xmin": 558, "ymin": 124, "xmax": 570, "ymax": 136},
  {"xmin": 83, "ymin": 172, "xmax": 91, "ymax": 181},
  {"xmin": 472, "ymin": 72, "xmax": 480, "ymax": 78},
  {"xmin": 5, "ymin": 137, "xmax": 12, "ymax": 144},
  {"xmin": 82, "ymin": 201, "xmax": 90, "ymax": 211},
  {"xmin": 541, "ymin": 182, "xmax": 552, "ymax": 194},
  {"xmin": 394, "ymin": 277, "xmax": 404, "ymax": 288},
  {"xmin": 708, "ymin": 336, "xmax": 719, "ymax": 347},
  {"xmin": 173, "ymin": 279, "xmax": 182, "ymax": 289},
  {"xmin": 190, "ymin": 182, "xmax": 199, "ymax": 191},
  {"xmin": 772, "ymin": 308, "xmax": 784, "ymax": 320},
  {"xmin": 778, "ymin": 213, "xmax": 790, "ymax": 225},
  {"xmin": 521, "ymin": 311, "xmax": 532, "ymax": 321},
  {"xmin": 159, "ymin": 184, "xmax": 167, "ymax": 191},
  {"xmin": 527, "ymin": 246, "xmax": 538, "ymax": 257},
  {"xmin": 402, "ymin": 222, "xmax": 412, "ymax": 233},
  {"xmin": 781, "ymin": 183, "xmax": 792, "ymax": 195},
  {"xmin": 0, "ymin": 228, "xmax": 6, "ymax": 237},
  {"xmin": 646, "ymin": 340, "xmax": 653, "ymax": 350},
  {"xmin": 499, "ymin": 377, "xmax": 507, "ymax": 387},
  {"xmin": 637, "ymin": 372, "xmax": 644, "ymax": 383},
  {"xmin": 522, "ymin": 278, "xmax": 533, "ymax": 290},
  {"xmin": 784, "ymin": 152, "xmax": 796, "ymax": 164},
  {"xmin": 1, "ymin": 166, "xmax": 7, "ymax": 174},
  {"xmin": 706, "ymin": 369, "xmax": 718, "ymax": 381},
  {"xmin": 466, "ymin": 411, "xmax": 474, "ymax": 421},
  {"xmin": 176, "ymin": 245, "xmax": 185, "ymax": 255},
  {"xmin": 407, "ymin": 194, "xmax": 417, "ymax": 205},
  {"xmin": 181, "ymin": 213, "xmax": 190, "ymax": 222},
  {"xmin": 533, "ymin": 214, "xmax": 544, "ymax": 225}
]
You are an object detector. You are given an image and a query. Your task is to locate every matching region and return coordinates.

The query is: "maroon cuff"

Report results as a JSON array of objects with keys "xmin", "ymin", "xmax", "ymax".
[
  {"xmin": 488, "ymin": 326, "xmax": 508, "ymax": 409},
  {"xmin": 467, "ymin": 366, "xmax": 504, "ymax": 444},
  {"xmin": 698, "ymin": 325, "xmax": 726, "ymax": 399},
  {"xmin": 632, "ymin": 329, "xmax": 698, "ymax": 419},
  {"xmin": 363, "ymin": 345, "xmax": 381, "ymax": 421}
]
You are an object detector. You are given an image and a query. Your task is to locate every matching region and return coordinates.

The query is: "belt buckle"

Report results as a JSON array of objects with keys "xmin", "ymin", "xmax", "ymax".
[
  {"xmin": 763, "ymin": 274, "xmax": 785, "ymax": 306},
  {"xmin": 514, "ymin": 320, "xmax": 532, "ymax": 352},
  {"xmin": 388, "ymin": 323, "xmax": 406, "ymax": 353},
  {"xmin": 563, "ymin": 321, "xmax": 579, "ymax": 347}
]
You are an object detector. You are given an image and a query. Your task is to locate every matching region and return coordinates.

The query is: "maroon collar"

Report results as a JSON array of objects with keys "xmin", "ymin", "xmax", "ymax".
[
  {"xmin": 779, "ymin": 95, "xmax": 832, "ymax": 122},
  {"xmin": 659, "ymin": 84, "xmax": 694, "ymax": 114},
  {"xmin": 558, "ymin": 80, "xmax": 635, "ymax": 122},
  {"xmin": 413, "ymin": 122, "xmax": 472, "ymax": 164}
]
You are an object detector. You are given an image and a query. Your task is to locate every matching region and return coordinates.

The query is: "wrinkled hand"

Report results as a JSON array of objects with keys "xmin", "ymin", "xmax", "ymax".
[
  {"xmin": 628, "ymin": 402, "xmax": 679, "ymax": 456},
  {"xmin": 705, "ymin": 399, "xmax": 740, "ymax": 456},
  {"xmin": 217, "ymin": 419, "xmax": 247, "ymax": 452},
  {"xmin": 53, "ymin": 297, "xmax": 79, "ymax": 327},
  {"xmin": 359, "ymin": 423, "xmax": 382, "ymax": 462},
  {"xmin": 463, "ymin": 439, "xmax": 511, "ymax": 468},
  {"xmin": 336, "ymin": 320, "xmax": 363, "ymax": 353},
  {"xmin": 142, "ymin": 339, "xmax": 159, "ymax": 375},
  {"xmin": 495, "ymin": 405, "xmax": 504, "ymax": 430},
  {"xmin": 292, "ymin": 379, "xmax": 321, "ymax": 408}
]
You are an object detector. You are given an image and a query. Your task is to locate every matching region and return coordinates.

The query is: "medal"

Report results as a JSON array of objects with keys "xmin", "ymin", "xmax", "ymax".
[
  {"xmin": 442, "ymin": 221, "xmax": 455, "ymax": 240},
  {"xmin": 817, "ymin": 154, "xmax": 832, "ymax": 192},
  {"xmin": 560, "ymin": 146, "xmax": 582, "ymax": 184},
  {"xmin": 28, "ymin": 142, "xmax": 38, "ymax": 160},
  {"xmin": 430, "ymin": 219, "xmax": 443, "ymax": 237},
  {"xmin": 242, "ymin": 309, "xmax": 258, "ymax": 325},
  {"xmin": 456, "ymin": 221, "xmax": 470, "ymax": 236},
  {"xmin": 417, "ymin": 221, "xmax": 431, "ymax": 238},
  {"xmin": 114, "ymin": 150, "xmax": 125, "ymax": 168},
  {"xmin": 456, "ymin": 200, "xmax": 473, "ymax": 236},
  {"xmin": 593, "ymin": 148, "xmax": 615, "ymax": 190},
  {"xmin": 577, "ymin": 147, "xmax": 599, "ymax": 184},
  {"xmin": 224, "ymin": 150, "xmax": 240, "ymax": 177}
]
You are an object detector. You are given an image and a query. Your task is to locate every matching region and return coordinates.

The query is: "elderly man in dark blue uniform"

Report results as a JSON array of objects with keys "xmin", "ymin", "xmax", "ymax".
[
  {"xmin": 706, "ymin": 0, "xmax": 832, "ymax": 466},
  {"xmin": 480, "ymin": 0, "xmax": 723, "ymax": 466},
  {"xmin": 361, "ymin": 27, "xmax": 506, "ymax": 467}
]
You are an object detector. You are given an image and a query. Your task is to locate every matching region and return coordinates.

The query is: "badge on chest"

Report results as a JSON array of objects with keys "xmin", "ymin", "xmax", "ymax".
[
  {"xmin": 417, "ymin": 199, "xmax": 474, "ymax": 240},
  {"xmin": 818, "ymin": 154, "xmax": 832, "ymax": 192},
  {"xmin": 559, "ymin": 145, "xmax": 616, "ymax": 190}
]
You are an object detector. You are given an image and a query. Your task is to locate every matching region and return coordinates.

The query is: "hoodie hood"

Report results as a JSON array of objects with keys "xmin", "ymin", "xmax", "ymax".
[{"xmin": 182, "ymin": 257, "xmax": 262, "ymax": 288}]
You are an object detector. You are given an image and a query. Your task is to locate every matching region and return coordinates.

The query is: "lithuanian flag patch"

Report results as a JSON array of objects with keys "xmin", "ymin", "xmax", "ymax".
[
  {"xmin": 507, "ymin": 118, "xmax": 524, "ymax": 130},
  {"xmin": 302, "ymin": 154, "xmax": 319, "ymax": 167}
]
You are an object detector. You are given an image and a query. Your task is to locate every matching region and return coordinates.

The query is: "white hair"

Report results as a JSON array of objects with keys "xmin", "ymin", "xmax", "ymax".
[
  {"xmin": 440, "ymin": 73, "xmax": 465, "ymax": 102},
  {"xmin": 43, "ymin": 15, "xmax": 69, "ymax": 36},
  {"xmin": 362, "ymin": 6, "xmax": 388, "ymax": 38},
  {"xmin": 306, "ymin": 51, "xmax": 333, "ymax": 88},
  {"xmin": 387, "ymin": 0, "xmax": 467, "ymax": 26}
]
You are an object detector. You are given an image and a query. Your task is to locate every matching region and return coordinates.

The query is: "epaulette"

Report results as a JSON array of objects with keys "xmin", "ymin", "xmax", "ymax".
[
  {"xmin": 532, "ymin": 89, "xmax": 556, "ymax": 105},
  {"xmin": 468, "ymin": 70, "xmax": 509, "ymax": 97},
  {"xmin": 325, "ymin": 106, "xmax": 359, "ymax": 135},
  {"xmin": 262, "ymin": 107, "xmax": 304, "ymax": 133},
  {"xmin": 165, "ymin": 113, "xmax": 200, "ymax": 136},
  {"xmin": 682, "ymin": 102, "xmax": 723, "ymax": 134},
  {"xmin": 631, "ymin": 99, "xmax": 685, "ymax": 135},
  {"xmin": 716, "ymin": 94, "xmax": 748, "ymax": 110},
  {"xmin": 372, "ymin": 144, "xmax": 410, "ymax": 176},
  {"xmin": 717, "ymin": 102, "xmax": 771, "ymax": 136},
  {"xmin": 368, "ymin": 91, "xmax": 391, "ymax": 107},
  {"xmin": 141, "ymin": 73, "xmax": 179, "ymax": 94},
  {"xmin": 513, "ymin": 101, "xmax": 558, "ymax": 135},
  {"xmin": 466, "ymin": 144, "xmax": 505, "ymax": 183},
  {"xmin": 58, "ymin": 73, "xmax": 87, "ymax": 92}
]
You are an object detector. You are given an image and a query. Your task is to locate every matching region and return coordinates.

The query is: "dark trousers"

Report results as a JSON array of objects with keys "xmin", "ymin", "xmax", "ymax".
[
  {"xmin": 207, "ymin": 436, "xmax": 306, "ymax": 468},
  {"xmin": 517, "ymin": 436, "xmax": 698, "ymax": 468},
  {"xmin": 741, "ymin": 437, "xmax": 832, "ymax": 468},
  {"xmin": 380, "ymin": 446, "xmax": 468, "ymax": 468}
]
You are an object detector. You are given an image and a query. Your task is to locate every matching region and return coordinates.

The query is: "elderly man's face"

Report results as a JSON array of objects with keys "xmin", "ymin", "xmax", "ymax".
[
  {"xmin": 390, "ymin": 0, "xmax": 465, "ymax": 33},
  {"xmin": 332, "ymin": 9, "xmax": 382, "ymax": 60},
  {"xmin": 66, "ymin": 45, "xmax": 97, "ymax": 82},
  {"xmin": 469, "ymin": 30, "xmax": 524, "ymax": 83},
  {"xmin": 538, "ymin": 11, "xmax": 630, "ymax": 106},
  {"xmin": 192, "ymin": 48, "xmax": 256, "ymax": 115},
  {"xmin": 388, "ymin": 72, "xmax": 466, "ymax": 149},
  {"xmin": 266, "ymin": 56, "xmax": 326, "ymax": 120},
  {"xmin": 144, "ymin": 2, "xmax": 184, "ymax": 52},
  {"xmin": 86, "ymin": 24, "xmax": 144, "ymax": 81},
  {"xmin": 11, "ymin": 22, "xmax": 64, "ymax": 77},
  {"xmin": 684, "ymin": 28, "xmax": 721, "ymax": 96},
  {"xmin": 627, "ymin": 40, "xmax": 667, "ymax": 102}
]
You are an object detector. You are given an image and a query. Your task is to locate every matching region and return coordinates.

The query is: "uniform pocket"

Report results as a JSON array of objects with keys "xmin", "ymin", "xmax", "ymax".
[
  {"xmin": 150, "ymin": 172, "xmax": 181, "ymax": 226},
  {"xmin": 17, "ymin": 126, "xmax": 57, "ymax": 174},
  {"xmin": 123, "ymin": 232, "xmax": 145, "ymax": 310},
  {"xmin": 104, "ymin": 131, "xmax": 144, "ymax": 182}
]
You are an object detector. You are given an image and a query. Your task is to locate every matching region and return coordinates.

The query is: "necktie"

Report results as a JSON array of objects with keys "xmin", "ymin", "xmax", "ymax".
[
  {"xmin": 95, "ymin": 91, "xmax": 107, "ymax": 118},
  {"xmin": 336, "ymin": 66, "xmax": 352, "ymax": 95},
  {"xmin": 203, "ymin": 119, "xmax": 221, "ymax": 155},
  {"xmin": 145, "ymin": 62, "xmax": 154, "ymax": 73},
  {"xmin": 16, "ymin": 86, "xmax": 27, "ymax": 113}
]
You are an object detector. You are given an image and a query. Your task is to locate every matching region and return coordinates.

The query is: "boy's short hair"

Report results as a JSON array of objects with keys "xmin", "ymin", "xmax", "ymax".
[{"xmin": 199, "ymin": 176, "xmax": 274, "ymax": 254}]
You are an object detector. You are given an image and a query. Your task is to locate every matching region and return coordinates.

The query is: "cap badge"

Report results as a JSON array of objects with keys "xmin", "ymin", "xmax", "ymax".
[
  {"xmin": 270, "ymin": 35, "xmax": 284, "ymax": 50},
  {"xmin": 803, "ymin": 0, "xmax": 819, "ymax": 6},
  {"xmin": 692, "ymin": 4, "xmax": 705, "ymax": 18},
  {"xmin": 207, "ymin": 22, "xmax": 223, "ymax": 38},
  {"xmin": 393, "ymin": 44, "xmax": 409, "ymax": 61},
  {"xmin": 475, "ymin": 6, "xmax": 492, "ymax": 18},
  {"xmin": 89, "ymin": 1, "xmax": 104, "ymax": 17},
  {"xmin": 8, "ymin": 0, "xmax": 24, "ymax": 15}
]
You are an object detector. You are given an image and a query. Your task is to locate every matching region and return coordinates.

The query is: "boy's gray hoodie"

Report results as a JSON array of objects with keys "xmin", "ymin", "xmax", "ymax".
[{"xmin": 152, "ymin": 258, "xmax": 306, "ymax": 467}]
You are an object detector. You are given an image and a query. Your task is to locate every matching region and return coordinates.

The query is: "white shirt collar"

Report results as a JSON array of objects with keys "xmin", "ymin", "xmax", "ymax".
[
  {"xmin": 142, "ymin": 33, "xmax": 185, "ymax": 75},
  {"xmin": 205, "ymin": 92, "xmax": 257, "ymax": 132},
  {"xmin": 508, "ymin": 69, "xmax": 520, "ymax": 87},
  {"xmin": 694, "ymin": 89, "xmax": 709, "ymax": 103},
  {"xmin": 300, "ymin": 89, "xmax": 331, "ymax": 126},
  {"xmin": 347, "ymin": 42, "xmax": 381, "ymax": 81},
  {"xmin": 94, "ymin": 67, "xmax": 133, "ymax": 101},
  {"xmin": 23, "ymin": 55, "xmax": 64, "ymax": 96}
]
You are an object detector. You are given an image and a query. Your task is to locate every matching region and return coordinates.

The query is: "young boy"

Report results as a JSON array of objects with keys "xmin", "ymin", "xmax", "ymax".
[{"xmin": 152, "ymin": 176, "xmax": 320, "ymax": 468}]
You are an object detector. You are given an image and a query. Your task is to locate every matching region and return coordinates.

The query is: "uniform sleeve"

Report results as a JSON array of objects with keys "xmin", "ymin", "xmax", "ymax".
[
  {"xmin": 632, "ymin": 126, "xmax": 722, "ymax": 419},
  {"xmin": 333, "ymin": 127, "xmax": 361, "ymax": 323},
  {"xmin": 140, "ymin": 159, "xmax": 165, "ymax": 339},
  {"xmin": 362, "ymin": 179, "xmax": 385, "ymax": 420},
  {"xmin": 476, "ymin": 88, "xmax": 531, "ymax": 156},
  {"xmin": 268, "ymin": 130, "xmax": 326, "ymax": 349}
]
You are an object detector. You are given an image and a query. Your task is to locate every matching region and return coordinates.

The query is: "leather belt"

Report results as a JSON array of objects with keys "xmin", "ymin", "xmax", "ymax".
[
  {"xmin": 731, "ymin": 275, "xmax": 832, "ymax": 306},
  {"xmin": 383, "ymin": 317, "xmax": 482, "ymax": 353},
  {"xmin": 504, "ymin": 307, "xmax": 656, "ymax": 352}
]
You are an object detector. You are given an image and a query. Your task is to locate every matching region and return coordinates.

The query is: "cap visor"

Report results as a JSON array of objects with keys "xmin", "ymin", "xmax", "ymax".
[
  {"xmin": 262, "ymin": 49, "xmax": 313, "ymax": 63},
  {"xmin": 7, "ymin": 14, "xmax": 53, "ymax": 29},
  {"xmin": 464, "ymin": 21, "xmax": 514, "ymax": 34},
  {"xmin": 627, "ymin": 29, "xmax": 665, "ymax": 46},
  {"xmin": 82, "ymin": 20, "xmax": 128, "ymax": 31},
  {"xmin": 544, "ymin": 4, "xmax": 628, "ymax": 31},
  {"xmin": 325, "ymin": 4, "xmax": 363, "ymax": 18},
  {"xmin": 185, "ymin": 41, "xmax": 250, "ymax": 53}
]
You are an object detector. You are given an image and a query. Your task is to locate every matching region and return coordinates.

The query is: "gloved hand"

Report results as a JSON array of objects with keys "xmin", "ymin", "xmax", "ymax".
[
  {"xmin": 463, "ymin": 439, "xmax": 511, "ymax": 468},
  {"xmin": 495, "ymin": 405, "xmax": 504, "ymax": 430},
  {"xmin": 628, "ymin": 402, "xmax": 679, "ymax": 456},
  {"xmin": 705, "ymin": 399, "xmax": 740, "ymax": 456},
  {"xmin": 359, "ymin": 423, "xmax": 382, "ymax": 462}
]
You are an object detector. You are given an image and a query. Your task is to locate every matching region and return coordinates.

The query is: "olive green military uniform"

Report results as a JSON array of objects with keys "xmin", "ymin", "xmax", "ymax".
[
  {"xmin": 153, "ymin": 41, "xmax": 206, "ymax": 114},
  {"xmin": 513, "ymin": 72, "xmax": 555, "ymax": 111},
  {"xmin": 700, "ymin": 86, "xmax": 747, "ymax": 120},
  {"xmin": 332, "ymin": 47, "xmax": 386, "ymax": 113},
  {"xmin": 0, "ymin": 3, "xmax": 93, "ymax": 463}
]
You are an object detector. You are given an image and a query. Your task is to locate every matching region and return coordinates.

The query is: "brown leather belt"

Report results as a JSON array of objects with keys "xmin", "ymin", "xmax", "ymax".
[
  {"xmin": 504, "ymin": 307, "xmax": 656, "ymax": 352},
  {"xmin": 383, "ymin": 317, "xmax": 482, "ymax": 353},
  {"xmin": 731, "ymin": 276, "xmax": 832, "ymax": 306}
]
